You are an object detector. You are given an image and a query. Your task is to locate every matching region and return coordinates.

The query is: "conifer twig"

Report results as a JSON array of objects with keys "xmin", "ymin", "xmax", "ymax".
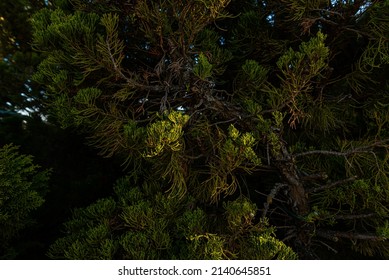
[
  {"xmin": 317, "ymin": 240, "xmax": 338, "ymax": 254},
  {"xmin": 294, "ymin": 139, "xmax": 389, "ymax": 159},
  {"xmin": 308, "ymin": 176, "xmax": 358, "ymax": 193},
  {"xmin": 334, "ymin": 213, "xmax": 375, "ymax": 220}
]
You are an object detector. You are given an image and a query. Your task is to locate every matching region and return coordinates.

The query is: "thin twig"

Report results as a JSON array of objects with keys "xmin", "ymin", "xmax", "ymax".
[
  {"xmin": 316, "ymin": 229, "xmax": 386, "ymax": 241},
  {"xmin": 294, "ymin": 150, "xmax": 350, "ymax": 158},
  {"xmin": 254, "ymin": 190, "xmax": 287, "ymax": 203},
  {"xmin": 312, "ymin": 9, "xmax": 345, "ymax": 19},
  {"xmin": 106, "ymin": 38, "xmax": 131, "ymax": 83},
  {"xmin": 294, "ymin": 139, "xmax": 389, "ymax": 159},
  {"xmin": 308, "ymin": 176, "xmax": 357, "ymax": 193},
  {"xmin": 210, "ymin": 118, "xmax": 237, "ymax": 126},
  {"xmin": 317, "ymin": 240, "xmax": 338, "ymax": 254},
  {"xmin": 334, "ymin": 213, "xmax": 375, "ymax": 220}
]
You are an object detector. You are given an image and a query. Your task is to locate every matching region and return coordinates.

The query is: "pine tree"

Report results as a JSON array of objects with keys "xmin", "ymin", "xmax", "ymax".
[
  {"xmin": 32, "ymin": 0, "xmax": 389, "ymax": 259},
  {"xmin": 0, "ymin": 0, "xmax": 125, "ymax": 259}
]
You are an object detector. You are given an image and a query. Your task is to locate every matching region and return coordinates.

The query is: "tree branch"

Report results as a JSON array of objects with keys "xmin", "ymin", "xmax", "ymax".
[
  {"xmin": 334, "ymin": 213, "xmax": 375, "ymax": 220},
  {"xmin": 316, "ymin": 229, "xmax": 386, "ymax": 242},
  {"xmin": 274, "ymin": 142, "xmax": 310, "ymax": 215},
  {"xmin": 261, "ymin": 183, "xmax": 287, "ymax": 219},
  {"xmin": 294, "ymin": 150, "xmax": 348, "ymax": 157},
  {"xmin": 308, "ymin": 176, "xmax": 358, "ymax": 193},
  {"xmin": 294, "ymin": 139, "xmax": 389, "ymax": 159}
]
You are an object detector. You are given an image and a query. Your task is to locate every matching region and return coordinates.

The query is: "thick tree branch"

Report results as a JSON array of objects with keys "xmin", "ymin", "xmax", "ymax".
[
  {"xmin": 274, "ymin": 141, "xmax": 309, "ymax": 215},
  {"xmin": 261, "ymin": 183, "xmax": 287, "ymax": 218}
]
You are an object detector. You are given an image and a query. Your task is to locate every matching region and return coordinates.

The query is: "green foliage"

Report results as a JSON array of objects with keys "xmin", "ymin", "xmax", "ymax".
[
  {"xmin": 193, "ymin": 53, "xmax": 213, "ymax": 80},
  {"xmin": 47, "ymin": 178, "xmax": 175, "ymax": 259},
  {"xmin": 32, "ymin": 0, "xmax": 389, "ymax": 259},
  {"xmin": 242, "ymin": 232, "xmax": 298, "ymax": 260},
  {"xmin": 196, "ymin": 29, "xmax": 233, "ymax": 76},
  {"xmin": 200, "ymin": 125, "xmax": 261, "ymax": 202},
  {"xmin": 145, "ymin": 111, "xmax": 189, "ymax": 157},
  {"xmin": 277, "ymin": 31, "xmax": 329, "ymax": 77},
  {"xmin": 224, "ymin": 196, "xmax": 257, "ymax": 231},
  {"xmin": 48, "ymin": 177, "xmax": 296, "ymax": 260},
  {"xmin": 237, "ymin": 60, "xmax": 269, "ymax": 94},
  {"xmin": 271, "ymin": 32, "xmax": 330, "ymax": 127},
  {"xmin": 0, "ymin": 144, "xmax": 49, "ymax": 256},
  {"xmin": 377, "ymin": 221, "xmax": 389, "ymax": 239},
  {"xmin": 282, "ymin": 0, "xmax": 329, "ymax": 21}
]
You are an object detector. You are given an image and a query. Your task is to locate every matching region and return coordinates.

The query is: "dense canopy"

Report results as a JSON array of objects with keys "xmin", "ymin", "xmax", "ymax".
[{"xmin": 1, "ymin": 0, "xmax": 389, "ymax": 259}]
